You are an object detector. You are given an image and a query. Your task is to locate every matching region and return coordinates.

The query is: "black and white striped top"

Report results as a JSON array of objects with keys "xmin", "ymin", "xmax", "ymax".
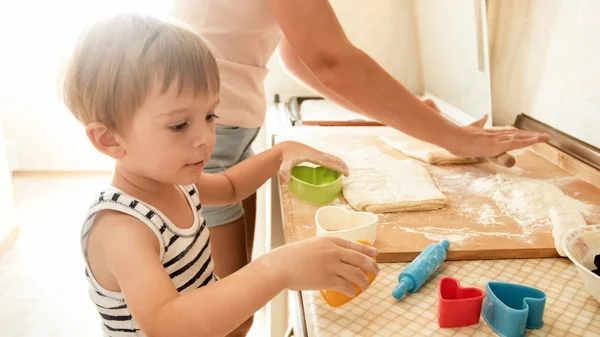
[{"xmin": 81, "ymin": 185, "xmax": 216, "ymax": 337}]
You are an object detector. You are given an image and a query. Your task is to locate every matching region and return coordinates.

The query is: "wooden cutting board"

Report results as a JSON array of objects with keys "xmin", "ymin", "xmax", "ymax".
[{"xmin": 274, "ymin": 127, "xmax": 600, "ymax": 262}]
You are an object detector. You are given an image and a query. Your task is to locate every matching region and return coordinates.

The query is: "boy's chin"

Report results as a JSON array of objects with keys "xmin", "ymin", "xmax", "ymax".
[{"xmin": 169, "ymin": 172, "xmax": 203, "ymax": 185}]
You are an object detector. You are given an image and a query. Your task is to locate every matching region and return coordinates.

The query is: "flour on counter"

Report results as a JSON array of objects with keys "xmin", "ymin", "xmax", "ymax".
[
  {"xmin": 434, "ymin": 171, "xmax": 478, "ymax": 193},
  {"xmin": 468, "ymin": 175, "xmax": 592, "ymax": 234},
  {"xmin": 477, "ymin": 204, "xmax": 497, "ymax": 226},
  {"xmin": 546, "ymin": 176, "xmax": 580, "ymax": 187},
  {"xmin": 456, "ymin": 203, "xmax": 498, "ymax": 227},
  {"xmin": 392, "ymin": 226, "xmax": 531, "ymax": 246}
]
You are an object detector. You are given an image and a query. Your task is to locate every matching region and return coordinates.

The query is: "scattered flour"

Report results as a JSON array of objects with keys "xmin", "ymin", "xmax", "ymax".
[
  {"xmin": 393, "ymin": 226, "xmax": 531, "ymax": 246},
  {"xmin": 434, "ymin": 171, "xmax": 478, "ymax": 193},
  {"xmin": 468, "ymin": 175, "xmax": 592, "ymax": 235},
  {"xmin": 477, "ymin": 204, "xmax": 497, "ymax": 226},
  {"xmin": 429, "ymin": 166, "xmax": 594, "ymax": 235},
  {"xmin": 456, "ymin": 203, "xmax": 498, "ymax": 227},
  {"xmin": 546, "ymin": 176, "xmax": 580, "ymax": 187}
]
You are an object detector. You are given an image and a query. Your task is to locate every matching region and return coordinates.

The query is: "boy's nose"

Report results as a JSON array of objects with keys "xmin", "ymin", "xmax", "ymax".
[{"xmin": 192, "ymin": 124, "xmax": 214, "ymax": 148}]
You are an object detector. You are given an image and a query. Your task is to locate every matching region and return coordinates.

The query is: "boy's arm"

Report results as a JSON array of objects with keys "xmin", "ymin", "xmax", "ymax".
[
  {"xmin": 96, "ymin": 212, "xmax": 378, "ymax": 337},
  {"xmin": 100, "ymin": 214, "xmax": 283, "ymax": 337},
  {"xmin": 196, "ymin": 141, "xmax": 347, "ymax": 206},
  {"xmin": 195, "ymin": 143, "xmax": 283, "ymax": 206}
]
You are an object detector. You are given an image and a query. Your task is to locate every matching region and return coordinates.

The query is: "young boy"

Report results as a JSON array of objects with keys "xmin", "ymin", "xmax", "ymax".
[{"xmin": 62, "ymin": 13, "xmax": 379, "ymax": 337}]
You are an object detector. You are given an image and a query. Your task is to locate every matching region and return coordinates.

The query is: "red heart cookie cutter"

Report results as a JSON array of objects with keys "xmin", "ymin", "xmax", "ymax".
[{"xmin": 438, "ymin": 277, "xmax": 485, "ymax": 328}]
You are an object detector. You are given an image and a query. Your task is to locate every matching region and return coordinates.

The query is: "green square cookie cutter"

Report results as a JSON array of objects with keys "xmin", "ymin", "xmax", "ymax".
[{"xmin": 288, "ymin": 166, "xmax": 343, "ymax": 206}]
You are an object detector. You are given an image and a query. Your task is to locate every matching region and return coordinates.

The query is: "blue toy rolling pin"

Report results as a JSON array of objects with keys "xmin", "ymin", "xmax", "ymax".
[{"xmin": 392, "ymin": 240, "xmax": 450, "ymax": 299}]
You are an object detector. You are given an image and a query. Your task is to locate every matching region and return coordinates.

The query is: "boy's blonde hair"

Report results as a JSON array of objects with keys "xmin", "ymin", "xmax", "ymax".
[{"xmin": 62, "ymin": 13, "xmax": 220, "ymax": 130}]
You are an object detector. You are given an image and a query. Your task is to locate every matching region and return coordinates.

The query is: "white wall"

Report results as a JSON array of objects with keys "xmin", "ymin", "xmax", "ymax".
[
  {"xmin": 488, "ymin": 0, "xmax": 600, "ymax": 147},
  {"xmin": 0, "ymin": 1, "xmax": 171, "ymax": 172},
  {"xmin": 0, "ymin": 115, "xmax": 17, "ymax": 253},
  {"xmin": 0, "ymin": 5, "xmax": 109, "ymax": 171},
  {"xmin": 414, "ymin": 0, "xmax": 492, "ymax": 121}
]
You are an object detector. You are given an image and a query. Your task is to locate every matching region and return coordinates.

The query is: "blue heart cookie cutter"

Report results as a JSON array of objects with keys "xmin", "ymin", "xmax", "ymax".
[{"xmin": 482, "ymin": 282, "xmax": 546, "ymax": 337}]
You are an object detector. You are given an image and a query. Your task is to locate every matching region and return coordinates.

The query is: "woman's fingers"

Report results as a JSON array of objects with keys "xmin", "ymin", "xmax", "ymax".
[
  {"xmin": 501, "ymin": 136, "xmax": 545, "ymax": 151},
  {"xmin": 498, "ymin": 131, "xmax": 549, "ymax": 143}
]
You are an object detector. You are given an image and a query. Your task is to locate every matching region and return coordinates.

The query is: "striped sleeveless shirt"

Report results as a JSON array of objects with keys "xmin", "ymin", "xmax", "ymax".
[{"xmin": 81, "ymin": 184, "xmax": 216, "ymax": 336}]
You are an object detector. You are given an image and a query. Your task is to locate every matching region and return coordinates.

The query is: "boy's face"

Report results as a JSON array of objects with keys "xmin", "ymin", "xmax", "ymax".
[{"xmin": 118, "ymin": 83, "xmax": 219, "ymax": 185}]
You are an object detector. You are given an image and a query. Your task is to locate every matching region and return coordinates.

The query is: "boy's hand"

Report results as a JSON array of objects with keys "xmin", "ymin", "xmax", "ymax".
[
  {"xmin": 266, "ymin": 236, "xmax": 379, "ymax": 298},
  {"xmin": 277, "ymin": 141, "xmax": 349, "ymax": 183}
]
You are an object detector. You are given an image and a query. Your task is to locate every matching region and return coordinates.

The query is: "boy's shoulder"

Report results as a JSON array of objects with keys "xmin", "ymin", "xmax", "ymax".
[
  {"xmin": 84, "ymin": 187, "xmax": 162, "ymax": 240},
  {"xmin": 88, "ymin": 208, "xmax": 161, "ymax": 252}
]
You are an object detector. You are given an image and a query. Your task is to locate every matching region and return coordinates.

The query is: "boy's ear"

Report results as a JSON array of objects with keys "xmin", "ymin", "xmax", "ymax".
[{"xmin": 85, "ymin": 122, "xmax": 126, "ymax": 160}]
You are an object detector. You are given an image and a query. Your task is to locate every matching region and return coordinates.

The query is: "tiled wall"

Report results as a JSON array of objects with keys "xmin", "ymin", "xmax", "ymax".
[
  {"xmin": 264, "ymin": 0, "xmax": 423, "ymax": 100},
  {"xmin": 488, "ymin": 0, "xmax": 600, "ymax": 147}
]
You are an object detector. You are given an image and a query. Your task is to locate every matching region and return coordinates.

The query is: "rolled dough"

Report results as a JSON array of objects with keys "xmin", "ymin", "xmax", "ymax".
[
  {"xmin": 380, "ymin": 136, "xmax": 479, "ymax": 165},
  {"xmin": 342, "ymin": 156, "xmax": 447, "ymax": 213},
  {"xmin": 549, "ymin": 206, "xmax": 587, "ymax": 257}
]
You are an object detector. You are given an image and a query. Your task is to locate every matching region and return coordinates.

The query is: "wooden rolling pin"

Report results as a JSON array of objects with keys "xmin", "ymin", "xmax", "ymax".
[{"xmin": 487, "ymin": 153, "xmax": 516, "ymax": 168}]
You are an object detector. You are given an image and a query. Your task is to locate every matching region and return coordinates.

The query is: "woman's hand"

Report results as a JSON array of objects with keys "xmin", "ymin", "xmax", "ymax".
[
  {"xmin": 277, "ymin": 141, "xmax": 349, "ymax": 183},
  {"xmin": 451, "ymin": 114, "xmax": 550, "ymax": 158},
  {"xmin": 420, "ymin": 97, "xmax": 550, "ymax": 158}
]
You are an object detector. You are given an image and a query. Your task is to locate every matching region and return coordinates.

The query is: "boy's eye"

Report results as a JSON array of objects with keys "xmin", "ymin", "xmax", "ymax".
[
  {"xmin": 206, "ymin": 114, "xmax": 220, "ymax": 122},
  {"xmin": 170, "ymin": 122, "xmax": 188, "ymax": 131}
]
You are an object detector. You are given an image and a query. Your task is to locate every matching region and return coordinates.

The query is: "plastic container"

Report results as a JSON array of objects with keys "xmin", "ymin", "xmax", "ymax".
[
  {"xmin": 563, "ymin": 224, "xmax": 600, "ymax": 304},
  {"xmin": 392, "ymin": 240, "xmax": 450, "ymax": 300},
  {"xmin": 315, "ymin": 206, "xmax": 378, "ymax": 244},
  {"xmin": 438, "ymin": 277, "xmax": 485, "ymax": 328},
  {"xmin": 319, "ymin": 240, "xmax": 378, "ymax": 307},
  {"xmin": 288, "ymin": 166, "xmax": 343, "ymax": 206},
  {"xmin": 482, "ymin": 282, "xmax": 546, "ymax": 337}
]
